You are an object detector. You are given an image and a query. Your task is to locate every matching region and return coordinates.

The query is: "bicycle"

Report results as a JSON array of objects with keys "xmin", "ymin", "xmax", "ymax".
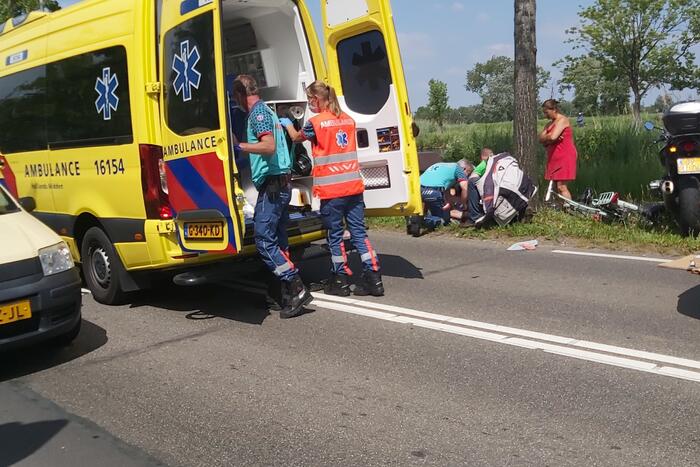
[
  {"xmin": 544, "ymin": 180, "xmax": 610, "ymax": 221},
  {"xmin": 544, "ymin": 181, "xmax": 660, "ymax": 226}
]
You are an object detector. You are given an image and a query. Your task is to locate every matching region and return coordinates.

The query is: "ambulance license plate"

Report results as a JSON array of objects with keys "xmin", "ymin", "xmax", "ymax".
[
  {"xmin": 184, "ymin": 222, "xmax": 224, "ymax": 240},
  {"xmin": 0, "ymin": 299, "xmax": 32, "ymax": 326},
  {"xmin": 677, "ymin": 158, "xmax": 700, "ymax": 174}
]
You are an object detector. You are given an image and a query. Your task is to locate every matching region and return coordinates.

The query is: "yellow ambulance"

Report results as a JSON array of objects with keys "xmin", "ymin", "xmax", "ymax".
[{"xmin": 0, "ymin": 0, "xmax": 421, "ymax": 304}]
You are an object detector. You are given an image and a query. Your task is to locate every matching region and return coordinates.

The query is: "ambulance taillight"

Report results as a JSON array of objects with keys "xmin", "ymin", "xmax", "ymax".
[{"xmin": 139, "ymin": 144, "xmax": 172, "ymax": 220}]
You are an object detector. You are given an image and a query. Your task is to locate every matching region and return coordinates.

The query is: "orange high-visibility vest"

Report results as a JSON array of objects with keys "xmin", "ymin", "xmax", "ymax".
[{"xmin": 308, "ymin": 111, "xmax": 364, "ymax": 200}]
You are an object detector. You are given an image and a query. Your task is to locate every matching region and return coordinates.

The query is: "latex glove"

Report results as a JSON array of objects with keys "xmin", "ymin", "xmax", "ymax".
[{"xmin": 279, "ymin": 117, "xmax": 293, "ymax": 127}]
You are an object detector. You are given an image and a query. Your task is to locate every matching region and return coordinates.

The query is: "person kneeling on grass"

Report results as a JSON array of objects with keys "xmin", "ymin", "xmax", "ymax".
[{"xmin": 413, "ymin": 160, "xmax": 472, "ymax": 232}]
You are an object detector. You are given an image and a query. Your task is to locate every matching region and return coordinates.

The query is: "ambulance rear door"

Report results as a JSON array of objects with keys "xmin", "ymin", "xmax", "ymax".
[
  {"xmin": 159, "ymin": 0, "xmax": 245, "ymax": 254},
  {"xmin": 321, "ymin": 0, "xmax": 421, "ymax": 216}
]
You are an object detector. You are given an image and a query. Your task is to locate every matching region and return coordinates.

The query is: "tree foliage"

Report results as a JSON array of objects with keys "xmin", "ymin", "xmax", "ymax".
[
  {"xmin": 564, "ymin": 0, "xmax": 700, "ymax": 121},
  {"xmin": 0, "ymin": 0, "xmax": 60, "ymax": 23},
  {"xmin": 414, "ymin": 105, "xmax": 484, "ymax": 125},
  {"xmin": 427, "ymin": 79, "xmax": 449, "ymax": 129},
  {"xmin": 557, "ymin": 55, "xmax": 629, "ymax": 115},
  {"xmin": 465, "ymin": 55, "xmax": 550, "ymax": 123},
  {"xmin": 647, "ymin": 93, "xmax": 675, "ymax": 113}
]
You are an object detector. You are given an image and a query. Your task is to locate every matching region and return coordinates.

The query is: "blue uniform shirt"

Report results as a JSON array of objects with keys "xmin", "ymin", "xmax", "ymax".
[
  {"xmin": 246, "ymin": 100, "xmax": 291, "ymax": 189},
  {"xmin": 419, "ymin": 163, "xmax": 468, "ymax": 189}
]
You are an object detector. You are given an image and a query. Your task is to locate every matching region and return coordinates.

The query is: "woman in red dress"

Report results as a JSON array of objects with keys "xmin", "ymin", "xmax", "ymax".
[{"xmin": 539, "ymin": 99, "xmax": 578, "ymax": 200}]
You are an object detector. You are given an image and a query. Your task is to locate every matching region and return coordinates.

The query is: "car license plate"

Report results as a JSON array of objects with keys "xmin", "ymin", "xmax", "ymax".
[
  {"xmin": 677, "ymin": 157, "xmax": 700, "ymax": 174},
  {"xmin": 184, "ymin": 222, "xmax": 224, "ymax": 240},
  {"xmin": 0, "ymin": 299, "xmax": 32, "ymax": 326}
]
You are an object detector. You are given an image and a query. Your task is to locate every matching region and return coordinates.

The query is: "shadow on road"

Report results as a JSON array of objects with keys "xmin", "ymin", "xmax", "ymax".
[
  {"xmin": 0, "ymin": 320, "xmax": 108, "ymax": 383},
  {"xmin": 677, "ymin": 284, "xmax": 700, "ymax": 320},
  {"xmin": 129, "ymin": 283, "xmax": 272, "ymax": 325},
  {"xmin": 0, "ymin": 420, "xmax": 68, "ymax": 466},
  {"xmin": 126, "ymin": 247, "xmax": 422, "ymax": 324},
  {"xmin": 375, "ymin": 254, "xmax": 424, "ymax": 279},
  {"xmin": 299, "ymin": 251, "xmax": 424, "ymax": 284}
]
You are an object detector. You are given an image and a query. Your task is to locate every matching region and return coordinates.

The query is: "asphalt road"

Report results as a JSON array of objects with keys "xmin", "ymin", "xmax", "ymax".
[{"xmin": 2, "ymin": 231, "xmax": 700, "ymax": 466}]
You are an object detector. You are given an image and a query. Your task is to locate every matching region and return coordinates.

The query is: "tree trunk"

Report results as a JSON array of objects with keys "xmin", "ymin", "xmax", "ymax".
[
  {"xmin": 632, "ymin": 92, "xmax": 642, "ymax": 124},
  {"xmin": 514, "ymin": 0, "xmax": 538, "ymax": 188}
]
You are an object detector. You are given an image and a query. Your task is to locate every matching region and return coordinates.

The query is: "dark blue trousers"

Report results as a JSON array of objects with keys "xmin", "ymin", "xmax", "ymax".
[
  {"xmin": 254, "ymin": 178, "xmax": 296, "ymax": 282},
  {"xmin": 466, "ymin": 180, "xmax": 484, "ymax": 222},
  {"xmin": 420, "ymin": 186, "xmax": 449, "ymax": 229},
  {"xmin": 320, "ymin": 194, "xmax": 380, "ymax": 275}
]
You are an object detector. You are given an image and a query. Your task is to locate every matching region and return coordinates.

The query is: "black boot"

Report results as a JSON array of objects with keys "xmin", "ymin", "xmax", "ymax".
[
  {"xmin": 324, "ymin": 273, "xmax": 351, "ymax": 296},
  {"xmin": 280, "ymin": 274, "xmax": 313, "ymax": 319},
  {"xmin": 407, "ymin": 215, "xmax": 422, "ymax": 237},
  {"xmin": 267, "ymin": 280, "xmax": 286, "ymax": 312},
  {"xmin": 353, "ymin": 270, "xmax": 384, "ymax": 297}
]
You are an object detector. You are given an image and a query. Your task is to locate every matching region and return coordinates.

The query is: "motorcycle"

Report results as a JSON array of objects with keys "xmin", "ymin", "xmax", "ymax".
[{"xmin": 646, "ymin": 101, "xmax": 700, "ymax": 236}]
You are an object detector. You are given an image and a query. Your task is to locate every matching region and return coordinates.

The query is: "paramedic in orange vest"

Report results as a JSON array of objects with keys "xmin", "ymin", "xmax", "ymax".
[{"xmin": 282, "ymin": 81, "xmax": 384, "ymax": 297}]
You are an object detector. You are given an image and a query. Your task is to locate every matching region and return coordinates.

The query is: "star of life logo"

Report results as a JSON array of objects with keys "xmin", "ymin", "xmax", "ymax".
[
  {"xmin": 336, "ymin": 129, "xmax": 349, "ymax": 148},
  {"xmin": 172, "ymin": 40, "xmax": 202, "ymax": 102},
  {"xmin": 94, "ymin": 67, "xmax": 119, "ymax": 121}
]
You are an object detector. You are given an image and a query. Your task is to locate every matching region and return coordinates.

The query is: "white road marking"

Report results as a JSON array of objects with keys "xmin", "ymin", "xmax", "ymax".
[
  {"xmin": 220, "ymin": 281, "xmax": 700, "ymax": 383},
  {"xmin": 552, "ymin": 250, "xmax": 671, "ymax": 263},
  {"xmin": 81, "ymin": 288, "xmax": 92, "ymax": 295},
  {"xmin": 312, "ymin": 293, "xmax": 700, "ymax": 370},
  {"xmin": 311, "ymin": 292, "xmax": 700, "ymax": 383}
]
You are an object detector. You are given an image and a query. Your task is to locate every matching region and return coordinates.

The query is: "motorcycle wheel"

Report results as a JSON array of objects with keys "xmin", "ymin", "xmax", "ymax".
[{"xmin": 677, "ymin": 178, "xmax": 700, "ymax": 236}]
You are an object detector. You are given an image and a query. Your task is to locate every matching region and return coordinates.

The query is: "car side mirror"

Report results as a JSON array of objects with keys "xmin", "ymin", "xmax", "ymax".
[
  {"xmin": 644, "ymin": 121, "xmax": 655, "ymax": 131},
  {"xmin": 19, "ymin": 197, "xmax": 36, "ymax": 212}
]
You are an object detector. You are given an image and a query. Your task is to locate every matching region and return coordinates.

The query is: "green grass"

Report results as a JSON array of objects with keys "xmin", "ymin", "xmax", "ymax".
[
  {"xmin": 405, "ymin": 114, "xmax": 699, "ymax": 253},
  {"xmin": 416, "ymin": 114, "xmax": 663, "ymax": 200},
  {"xmin": 368, "ymin": 210, "xmax": 700, "ymax": 256}
]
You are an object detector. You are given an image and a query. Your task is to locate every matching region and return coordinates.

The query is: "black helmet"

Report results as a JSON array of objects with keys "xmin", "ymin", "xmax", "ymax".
[{"xmin": 293, "ymin": 147, "xmax": 312, "ymax": 177}]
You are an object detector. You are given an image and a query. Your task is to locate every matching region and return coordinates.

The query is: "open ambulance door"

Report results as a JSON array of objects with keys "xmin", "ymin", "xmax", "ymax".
[
  {"xmin": 322, "ymin": 0, "xmax": 421, "ymax": 216},
  {"xmin": 159, "ymin": 0, "xmax": 245, "ymax": 254}
]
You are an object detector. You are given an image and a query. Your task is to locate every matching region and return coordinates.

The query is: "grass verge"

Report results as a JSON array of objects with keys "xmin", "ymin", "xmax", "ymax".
[{"xmin": 367, "ymin": 209, "xmax": 700, "ymax": 256}]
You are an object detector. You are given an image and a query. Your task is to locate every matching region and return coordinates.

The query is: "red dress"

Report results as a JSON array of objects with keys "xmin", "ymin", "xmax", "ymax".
[{"xmin": 544, "ymin": 125, "xmax": 577, "ymax": 181}]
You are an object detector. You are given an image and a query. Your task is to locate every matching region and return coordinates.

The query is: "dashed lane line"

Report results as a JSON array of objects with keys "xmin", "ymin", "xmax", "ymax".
[
  {"xmin": 217, "ymin": 280, "xmax": 700, "ymax": 383},
  {"xmin": 310, "ymin": 293, "xmax": 700, "ymax": 383},
  {"xmin": 551, "ymin": 250, "xmax": 671, "ymax": 263}
]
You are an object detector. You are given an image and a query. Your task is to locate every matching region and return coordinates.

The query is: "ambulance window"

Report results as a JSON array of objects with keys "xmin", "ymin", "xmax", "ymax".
[
  {"xmin": 0, "ymin": 65, "xmax": 47, "ymax": 153},
  {"xmin": 47, "ymin": 46, "xmax": 133, "ymax": 148},
  {"xmin": 163, "ymin": 11, "xmax": 219, "ymax": 136},
  {"xmin": 336, "ymin": 30, "xmax": 392, "ymax": 115}
]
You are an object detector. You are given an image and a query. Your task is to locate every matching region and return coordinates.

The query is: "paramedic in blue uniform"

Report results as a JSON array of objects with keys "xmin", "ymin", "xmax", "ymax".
[
  {"xmin": 232, "ymin": 74, "xmax": 312, "ymax": 319},
  {"xmin": 418, "ymin": 160, "xmax": 471, "ymax": 229}
]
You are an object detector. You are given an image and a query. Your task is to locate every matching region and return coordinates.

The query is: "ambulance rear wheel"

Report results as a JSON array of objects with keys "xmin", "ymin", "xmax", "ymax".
[{"xmin": 81, "ymin": 227, "xmax": 127, "ymax": 305}]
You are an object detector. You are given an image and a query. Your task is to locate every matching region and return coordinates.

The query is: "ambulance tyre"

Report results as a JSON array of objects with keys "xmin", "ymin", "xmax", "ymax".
[{"xmin": 81, "ymin": 227, "xmax": 127, "ymax": 305}]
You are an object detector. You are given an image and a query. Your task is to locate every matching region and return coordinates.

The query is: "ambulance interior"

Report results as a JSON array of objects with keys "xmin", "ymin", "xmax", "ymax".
[{"xmin": 220, "ymin": 0, "xmax": 318, "ymax": 219}]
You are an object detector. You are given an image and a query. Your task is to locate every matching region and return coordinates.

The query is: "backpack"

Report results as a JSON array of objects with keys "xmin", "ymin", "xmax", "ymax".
[{"xmin": 475, "ymin": 152, "xmax": 537, "ymax": 226}]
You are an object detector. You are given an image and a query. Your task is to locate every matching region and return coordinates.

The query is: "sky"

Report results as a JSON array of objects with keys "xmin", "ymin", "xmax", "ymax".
[{"xmin": 58, "ymin": 0, "xmax": 697, "ymax": 109}]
